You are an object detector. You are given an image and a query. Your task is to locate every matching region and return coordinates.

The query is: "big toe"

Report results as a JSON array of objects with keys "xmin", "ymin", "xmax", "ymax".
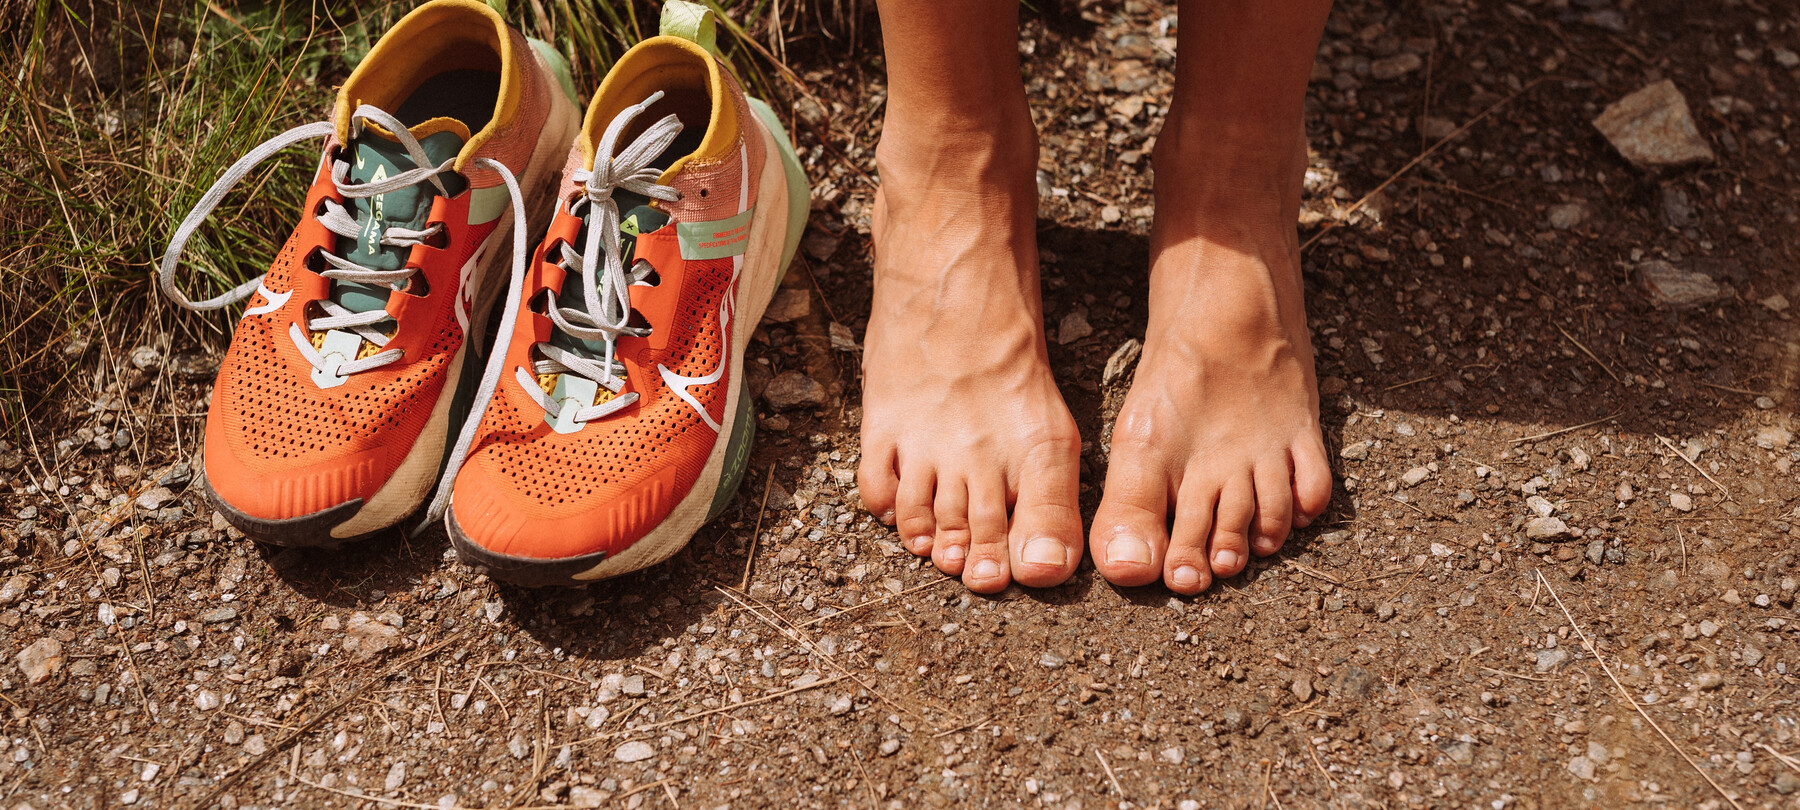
[
  {"xmin": 1091, "ymin": 444, "xmax": 1169, "ymax": 587},
  {"xmin": 1008, "ymin": 438, "xmax": 1084, "ymax": 588}
]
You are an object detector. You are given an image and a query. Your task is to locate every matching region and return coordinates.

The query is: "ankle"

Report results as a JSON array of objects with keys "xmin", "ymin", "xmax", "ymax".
[
  {"xmin": 875, "ymin": 104, "xmax": 1038, "ymax": 198},
  {"xmin": 1151, "ymin": 110, "xmax": 1307, "ymax": 214}
]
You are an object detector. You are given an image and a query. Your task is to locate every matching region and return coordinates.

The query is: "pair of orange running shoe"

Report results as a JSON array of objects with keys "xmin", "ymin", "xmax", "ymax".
[{"xmin": 157, "ymin": 0, "xmax": 809, "ymax": 586}]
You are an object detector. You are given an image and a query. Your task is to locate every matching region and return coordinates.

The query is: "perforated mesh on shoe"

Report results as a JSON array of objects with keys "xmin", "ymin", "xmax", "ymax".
[{"xmin": 467, "ymin": 256, "xmax": 732, "ymax": 513}]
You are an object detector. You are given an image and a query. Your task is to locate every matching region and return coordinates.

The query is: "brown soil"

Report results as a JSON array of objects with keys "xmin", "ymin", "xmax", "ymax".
[{"xmin": 5, "ymin": 0, "xmax": 1800, "ymax": 808}]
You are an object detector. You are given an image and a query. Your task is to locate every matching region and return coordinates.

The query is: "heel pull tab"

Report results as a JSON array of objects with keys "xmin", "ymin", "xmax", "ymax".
[{"xmin": 659, "ymin": 0, "xmax": 719, "ymax": 56}]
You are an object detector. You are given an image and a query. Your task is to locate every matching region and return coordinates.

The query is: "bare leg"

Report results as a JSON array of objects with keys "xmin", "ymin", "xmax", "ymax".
[
  {"xmin": 1090, "ymin": 0, "xmax": 1336, "ymax": 594},
  {"xmin": 857, "ymin": 0, "xmax": 1084, "ymax": 593}
]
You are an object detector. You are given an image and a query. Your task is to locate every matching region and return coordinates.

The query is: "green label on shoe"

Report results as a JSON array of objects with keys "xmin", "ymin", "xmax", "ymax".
[{"xmin": 677, "ymin": 207, "xmax": 755, "ymax": 260}]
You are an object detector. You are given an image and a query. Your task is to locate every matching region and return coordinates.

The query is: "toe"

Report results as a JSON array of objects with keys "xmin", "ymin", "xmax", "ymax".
[
  {"xmin": 895, "ymin": 462, "xmax": 937, "ymax": 556},
  {"xmin": 858, "ymin": 444, "xmax": 901, "ymax": 525},
  {"xmin": 1090, "ymin": 437, "xmax": 1170, "ymax": 587},
  {"xmin": 1008, "ymin": 437, "xmax": 1083, "ymax": 588},
  {"xmin": 1164, "ymin": 476, "xmax": 1218, "ymax": 595},
  {"xmin": 1291, "ymin": 440, "xmax": 1333, "ymax": 528},
  {"xmin": 1207, "ymin": 475, "xmax": 1256, "ymax": 579},
  {"xmin": 1251, "ymin": 461, "xmax": 1295, "ymax": 557},
  {"xmin": 961, "ymin": 474, "xmax": 1012, "ymax": 594},
  {"xmin": 930, "ymin": 478, "xmax": 972, "ymax": 576}
]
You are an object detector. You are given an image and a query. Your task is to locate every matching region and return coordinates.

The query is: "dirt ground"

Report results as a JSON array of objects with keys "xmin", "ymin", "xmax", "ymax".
[{"xmin": 6, "ymin": 0, "xmax": 1800, "ymax": 807}]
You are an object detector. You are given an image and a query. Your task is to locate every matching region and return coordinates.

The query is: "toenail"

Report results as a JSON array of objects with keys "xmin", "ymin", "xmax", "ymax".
[
  {"xmin": 1107, "ymin": 536, "xmax": 1153, "ymax": 566},
  {"xmin": 908, "ymin": 536, "xmax": 930, "ymax": 552},
  {"xmin": 1172, "ymin": 566, "xmax": 1202, "ymax": 589},
  {"xmin": 880, "ymin": 510, "xmax": 896, "ymax": 525},
  {"xmin": 971, "ymin": 560, "xmax": 1001, "ymax": 580},
  {"xmin": 1213, "ymin": 549, "xmax": 1241, "ymax": 571},
  {"xmin": 944, "ymin": 545, "xmax": 966, "ymax": 563},
  {"xmin": 1022, "ymin": 537, "xmax": 1067, "ymax": 567}
]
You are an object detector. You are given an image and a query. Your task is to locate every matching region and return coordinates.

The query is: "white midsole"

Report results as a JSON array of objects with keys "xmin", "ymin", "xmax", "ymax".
[
  {"xmin": 568, "ymin": 113, "xmax": 793, "ymax": 579},
  {"xmin": 329, "ymin": 79, "xmax": 583, "ymax": 538}
]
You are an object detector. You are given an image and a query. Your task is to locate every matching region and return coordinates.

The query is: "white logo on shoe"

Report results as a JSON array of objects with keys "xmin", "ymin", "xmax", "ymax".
[
  {"xmin": 656, "ymin": 141, "xmax": 752, "ymax": 434},
  {"xmin": 243, "ymin": 282, "xmax": 290, "ymax": 317}
]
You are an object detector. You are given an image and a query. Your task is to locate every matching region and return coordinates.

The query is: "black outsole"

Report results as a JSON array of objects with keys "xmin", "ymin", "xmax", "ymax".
[
  {"xmin": 446, "ymin": 507, "xmax": 608, "ymax": 588},
  {"xmin": 205, "ymin": 480, "xmax": 366, "ymax": 548}
]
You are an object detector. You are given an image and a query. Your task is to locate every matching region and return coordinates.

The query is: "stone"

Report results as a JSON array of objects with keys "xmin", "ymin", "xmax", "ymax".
[
  {"xmin": 1535, "ymin": 648, "xmax": 1571, "ymax": 673},
  {"xmin": 1102, "ymin": 339, "xmax": 1143, "ymax": 386},
  {"xmin": 1763, "ymin": 294, "xmax": 1791, "ymax": 313},
  {"xmin": 1400, "ymin": 466, "xmax": 1430, "ymax": 487},
  {"xmin": 1755, "ymin": 425, "xmax": 1791, "ymax": 449},
  {"xmin": 1040, "ymin": 652, "xmax": 1066, "ymax": 669},
  {"xmin": 0, "ymin": 575, "xmax": 30, "ymax": 606},
  {"xmin": 1775, "ymin": 771, "xmax": 1800, "ymax": 795},
  {"xmin": 1546, "ymin": 202, "xmax": 1589, "ymax": 230},
  {"xmin": 1616, "ymin": 482, "xmax": 1634, "ymax": 502},
  {"xmin": 1057, "ymin": 309, "xmax": 1093, "ymax": 345},
  {"xmin": 1639, "ymin": 261, "xmax": 1722, "ymax": 308},
  {"xmin": 1159, "ymin": 747, "xmax": 1184, "ymax": 764},
  {"xmin": 614, "ymin": 741, "xmax": 654, "ymax": 763},
  {"xmin": 384, "ymin": 761, "xmax": 406, "ymax": 791},
  {"xmin": 570, "ymin": 786, "xmax": 609, "ymax": 808},
  {"xmin": 763, "ymin": 371, "xmax": 828, "ymax": 411},
  {"xmin": 1567, "ymin": 755, "xmax": 1596, "ymax": 780},
  {"xmin": 199, "ymin": 607, "xmax": 238, "ymax": 624},
  {"xmin": 1370, "ymin": 53, "xmax": 1423, "ymax": 80},
  {"xmin": 1586, "ymin": 540, "xmax": 1606, "ymax": 565},
  {"xmin": 1291, "ymin": 674, "xmax": 1313, "ymax": 702},
  {"xmin": 621, "ymin": 674, "xmax": 647, "ymax": 696},
  {"xmin": 1699, "ymin": 620, "xmax": 1721, "ymax": 637},
  {"xmin": 16, "ymin": 638, "xmax": 63, "ymax": 684},
  {"xmin": 801, "ymin": 231, "xmax": 840, "ymax": 261},
  {"xmin": 1670, "ymin": 492, "xmax": 1694, "ymax": 512},
  {"xmin": 761, "ymin": 288, "xmax": 811, "ymax": 324},
  {"xmin": 1659, "ymin": 186, "xmax": 1695, "ymax": 227},
  {"xmin": 128, "ymin": 346, "xmax": 162, "ymax": 370},
  {"xmin": 1592, "ymin": 80, "xmax": 1716, "ymax": 168},
  {"xmin": 135, "ymin": 487, "xmax": 175, "ymax": 511},
  {"xmin": 1339, "ymin": 441, "xmax": 1370, "ymax": 461},
  {"xmin": 194, "ymin": 690, "xmax": 220, "ymax": 711},
  {"xmin": 1525, "ymin": 517, "xmax": 1573, "ymax": 540},
  {"xmin": 1526, "ymin": 495, "xmax": 1555, "ymax": 518},
  {"xmin": 343, "ymin": 611, "xmax": 401, "ymax": 657},
  {"xmin": 879, "ymin": 738, "xmax": 902, "ymax": 756}
]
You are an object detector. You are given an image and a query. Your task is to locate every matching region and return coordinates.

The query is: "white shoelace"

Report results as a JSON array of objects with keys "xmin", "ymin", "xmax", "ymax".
[
  {"xmin": 158, "ymin": 104, "xmax": 533, "ymax": 534},
  {"xmin": 511, "ymin": 91, "xmax": 684, "ymax": 426}
]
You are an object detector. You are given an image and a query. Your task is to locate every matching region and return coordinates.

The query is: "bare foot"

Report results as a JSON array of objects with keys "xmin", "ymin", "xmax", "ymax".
[
  {"xmin": 1089, "ymin": 130, "xmax": 1333, "ymax": 594},
  {"xmin": 856, "ymin": 112, "xmax": 1084, "ymax": 594}
]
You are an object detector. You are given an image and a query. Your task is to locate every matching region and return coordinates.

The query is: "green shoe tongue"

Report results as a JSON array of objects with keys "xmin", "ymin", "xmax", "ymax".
[
  {"xmin": 333, "ymin": 129, "xmax": 468, "ymax": 314},
  {"xmin": 549, "ymin": 200, "xmax": 670, "ymax": 357}
]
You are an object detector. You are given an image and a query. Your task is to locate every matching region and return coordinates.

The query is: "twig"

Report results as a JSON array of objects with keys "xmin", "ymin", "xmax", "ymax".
[
  {"xmin": 1302, "ymin": 78, "xmax": 1546, "ymax": 252},
  {"xmin": 1676, "ymin": 525, "xmax": 1688, "ymax": 575},
  {"xmin": 1696, "ymin": 381, "xmax": 1774, "ymax": 397},
  {"xmin": 799, "ymin": 577, "xmax": 953, "ymax": 627},
  {"xmin": 1536, "ymin": 570, "xmax": 1745, "ymax": 810},
  {"xmin": 566, "ymin": 674, "xmax": 850, "ymax": 747},
  {"xmin": 1480, "ymin": 666, "xmax": 1549, "ymax": 683},
  {"xmin": 1759, "ymin": 743, "xmax": 1800, "ymax": 774},
  {"xmin": 291, "ymin": 774, "xmax": 558, "ymax": 809},
  {"xmin": 1556, "ymin": 324, "xmax": 1624, "ymax": 384},
  {"xmin": 1094, "ymin": 749, "xmax": 1126, "ymax": 800},
  {"xmin": 740, "ymin": 465, "xmax": 777, "ymax": 591},
  {"xmin": 1655, "ymin": 434, "xmax": 1732, "ymax": 500},
  {"xmin": 932, "ymin": 717, "xmax": 989, "ymax": 738},
  {"xmin": 1258, "ymin": 760, "xmax": 1273, "ymax": 810},
  {"xmin": 1285, "ymin": 561, "xmax": 1342, "ymax": 586},
  {"xmin": 1305, "ymin": 740, "xmax": 1339, "ymax": 789},
  {"xmin": 1382, "ymin": 372, "xmax": 1442, "ymax": 392},
  {"xmin": 619, "ymin": 779, "xmax": 676, "ymax": 800},
  {"xmin": 663, "ymin": 781, "xmax": 681, "ymax": 808},
  {"xmin": 1510, "ymin": 411, "xmax": 1622, "ymax": 444},
  {"xmin": 851, "ymin": 750, "xmax": 880, "ymax": 810}
]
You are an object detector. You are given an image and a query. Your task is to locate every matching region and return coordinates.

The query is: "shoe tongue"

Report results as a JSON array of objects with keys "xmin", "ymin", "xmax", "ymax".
[
  {"xmin": 333, "ymin": 122, "xmax": 468, "ymax": 314},
  {"xmin": 549, "ymin": 200, "xmax": 671, "ymax": 361}
]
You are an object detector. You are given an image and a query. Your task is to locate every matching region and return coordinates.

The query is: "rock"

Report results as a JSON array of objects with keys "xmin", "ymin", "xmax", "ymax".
[
  {"xmin": 1763, "ymin": 294, "xmax": 1791, "ymax": 313},
  {"xmin": 1659, "ymin": 186, "xmax": 1695, "ymax": 227},
  {"xmin": 1592, "ymin": 80, "xmax": 1715, "ymax": 168},
  {"xmin": 1535, "ymin": 648, "xmax": 1571, "ymax": 673},
  {"xmin": 1586, "ymin": 540, "xmax": 1606, "ymax": 565},
  {"xmin": 761, "ymin": 289, "xmax": 811, "ymax": 324},
  {"xmin": 1159, "ymin": 747, "xmax": 1184, "ymax": 764},
  {"xmin": 1526, "ymin": 495, "xmax": 1555, "ymax": 518},
  {"xmin": 156, "ymin": 463, "xmax": 193, "ymax": 487},
  {"xmin": 1754, "ymin": 425, "xmax": 1791, "ymax": 449},
  {"xmin": 1546, "ymin": 202, "xmax": 1589, "ymax": 230},
  {"xmin": 1400, "ymin": 466, "xmax": 1430, "ymax": 487},
  {"xmin": 1568, "ymin": 446, "xmax": 1592, "ymax": 471},
  {"xmin": 1418, "ymin": 116, "xmax": 1457, "ymax": 141},
  {"xmin": 1568, "ymin": 755, "xmax": 1596, "ymax": 781},
  {"xmin": 879, "ymin": 738, "xmax": 902, "ymax": 756},
  {"xmin": 613, "ymin": 741, "xmax": 654, "ymax": 763},
  {"xmin": 0, "ymin": 575, "xmax": 30, "ymax": 605},
  {"xmin": 621, "ymin": 674, "xmax": 646, "ymax": 696},
  {"xmin": 1040, "ymin": 652, "xmax": 1066, "ymax": 669},
  {"xmin": 1102, "ymin": 339, "xmax": 1143, "ymax": 386},
  {"xmin": 1291, "ymin": 674, "xmax": 1313, "ymax": 702},
  {"xmin": 17, "ymin": 638, "xmax": 63, "ymax": 684},
  {"xmin": 384, "ymin": 761, "xmax": 406, "ymax": 791},
  {"xmin": 570, "ymin": 786, "xmax": 609, "ymax": 807},
  {"xmin": 828, "ymin": 322, "xmax": 860, "ymax": 352},
  {"xmin": 128, "ymin": 346, "xmax": 162, "ymax": 370},
  {"xmin": 1639, "ymin": 261, "xmax": 1722, "ymax": 308},
  {"xmin": 168, "ymin": 352, "xmax": 221, "ymax": 381},
  {"xmin": 1616, "ymin": 482, "xmax": 1635, "ymax": 502},
  {"xmin": 194, "ymin": 690, "xmax": 220, "ymax": 711},
  {"xmin": 1669, "ymin": 492, "xmax": 1694, "ymax": 512},
  {"xmin": 1100, "ymin": 205, "xmax": 1122, "ymax": 224},
  {"xmin": 1057, "ymin": 309, "xmax": 1093, "ymax": 345},
  {"xmin": 1699, "ymin": 620, "xmax": 1721, "ymax": 637},
  {"xmin": 763, "ymin": 371, "xmax": 828, "ymax": 411},
  {"xmin": 827, "ymin": 694, "xmax": 853, "ymax": 715},
  {"xmin": 1775, "ymin": 771, "xmax": 1800, "ymax": 795},
  {"xmin": 199, "ymin": 606, "xmax": 238, "ymax": 624},
  {"xmin": 1370, "ymin": 53, "xmax": 1423, "ymax": 80},
  {"xmin": 1525, "ymin": 517, "xmax": 1573, "ymax": 540},
  {"xmin": 1742, "ymin": 646, "xmax": 1764, "ymax": 667},
  {"xmin": 343, "ymin": 611, "xmax": 401, "ymax": 657},
  {"xmin": 801, "ymin": 231, "xmax": 840, "ymax": 262},
  {"xmin": 136, "ymin": 487, "xmax": 175, "ymax": 510},
  {"xmin": 1339, "ymin": 441, "xmax": 1370, "ymax": 461},
  {"xmin": 1178, "ymin": 801, "xmax": 1201, "ymax": 810}
]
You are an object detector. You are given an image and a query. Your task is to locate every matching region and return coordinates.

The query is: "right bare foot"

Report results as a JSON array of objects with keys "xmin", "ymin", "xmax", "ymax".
[{"xmin": 856, "ymin": 112, "xmax": 1084, "ymax": 594}]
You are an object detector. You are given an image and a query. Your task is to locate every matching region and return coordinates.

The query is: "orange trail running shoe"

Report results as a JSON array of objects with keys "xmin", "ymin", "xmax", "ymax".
[
  {"xmin": 157, "ymin": 0, "xmax": 581, "ymax": 546},
  {"xmin": 439, "ymin": 2, "xmax": 811, "ymax": 586}
]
